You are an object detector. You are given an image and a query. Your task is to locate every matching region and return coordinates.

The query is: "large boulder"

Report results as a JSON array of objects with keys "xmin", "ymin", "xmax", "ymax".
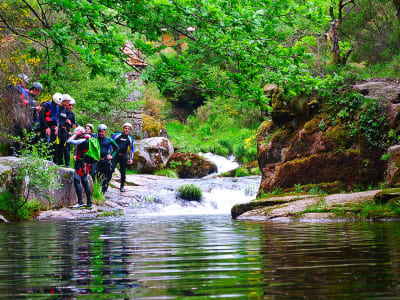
[
  {"xmin": 0, "ymin": 156, "xmax": 91, "ymax": 209},
  {"xmin": 257, "ymin": 80, "xmax": 392, "ymax": 195},
  {"xmin": 166, "ymin": 152, "xmax": 218, "ymax": 178},
  {"xmin": 386, "ymin": 145, "xmax": 400, "ymax": 187},
  {"xmin": 132, "ymin": 137, "xmax": 174, "ymax": 173}
]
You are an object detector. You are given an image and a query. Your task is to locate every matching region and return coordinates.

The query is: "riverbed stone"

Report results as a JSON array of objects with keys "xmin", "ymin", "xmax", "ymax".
[
  {"xmin": 234, "ymin": 190, "xmax": 381, "ymax": 221},
  {"xmin": 0, "ymin": 156, "xmax": 91, "ymax": 209},
  {"xmin": 166, "ymin": 152, "xmax": 218, "ymax": 178},
  {"xmin": 132, "ymin": 137, "xmax": 174, "ymax": 173}
]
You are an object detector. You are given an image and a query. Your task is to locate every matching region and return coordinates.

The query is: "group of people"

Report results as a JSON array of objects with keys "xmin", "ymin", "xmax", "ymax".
[{"xmin": 7, "ymin": 74, "xmax": 135, "ymax": 209}]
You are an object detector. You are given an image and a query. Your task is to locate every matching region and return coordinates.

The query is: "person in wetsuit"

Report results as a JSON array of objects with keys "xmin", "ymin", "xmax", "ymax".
[
  {"xmin": 67, "ymin": 127, "xmax": 92, "ymax": 209},
  {"xmin": 63, "ymin": 97, "xmax": 77, "ymax": 167},
  {"xmin": 111, "ymin": 123, "xmax": 134, "ymax": 192},
  {"xmin": 57, "ymin": 94, "xmax": 72, "ymax": 165},
  {"xmin": 94, "ymin": 124, "xmax": 119, "ymax": 194}
]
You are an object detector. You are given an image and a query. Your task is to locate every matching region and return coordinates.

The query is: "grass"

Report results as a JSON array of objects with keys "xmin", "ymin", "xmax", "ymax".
[
  {"xmin": 154, "ymin": 168, "xmax": 179, "ymax": 178},
  {"xmin": 92, "ymin": 179, "xmax": 105, "ymax": 205},
  {"xmin": 177, "ymin": 184, "xmax": 202, "ymax": 201}
]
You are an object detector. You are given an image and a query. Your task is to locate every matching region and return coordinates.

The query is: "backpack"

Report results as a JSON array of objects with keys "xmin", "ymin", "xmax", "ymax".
[{"xmin": 84, "ymin": 138, "xmax": 101, "ymax": 164}]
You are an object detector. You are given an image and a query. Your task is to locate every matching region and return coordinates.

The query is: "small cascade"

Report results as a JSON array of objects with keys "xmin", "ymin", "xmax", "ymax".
[
  {"xmin": 111, "ymin": 153, "xmax": 260, "ymax": 216},
  {"xmin": 199, "ymin": 152, "xmax": 239, "ymax": 174}
]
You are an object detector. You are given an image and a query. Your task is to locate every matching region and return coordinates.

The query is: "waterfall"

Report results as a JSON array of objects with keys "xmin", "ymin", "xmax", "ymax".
[{"xmin": 111, "ymin": 153, "xmax": 260, "ymax": 216}]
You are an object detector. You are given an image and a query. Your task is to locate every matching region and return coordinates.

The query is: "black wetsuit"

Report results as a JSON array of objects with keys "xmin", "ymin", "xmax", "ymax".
[
  {"xmin": 111, "ymin": 132, "xmax": 134, "ymax": 189},
  {"xmin": 94, "ymin": 136, "xmax": 119, "ymax": 193}
]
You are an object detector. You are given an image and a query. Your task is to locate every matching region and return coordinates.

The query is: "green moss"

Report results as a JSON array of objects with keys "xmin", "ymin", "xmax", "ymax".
[
  {"xmin": 256, "ymin": 120, "xmax": 274, "ymax": 144},
  {"xmin": 325, "ymin": 124, "xmax": 352, "ymax": 149},
  {"xmin": 142, "ymin": 114, "xmax": 165, "ymax": 137}
]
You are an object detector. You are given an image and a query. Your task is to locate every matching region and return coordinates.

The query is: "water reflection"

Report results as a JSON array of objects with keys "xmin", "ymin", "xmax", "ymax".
[{"xmin": 0, "ymin": 218, "xmax": 399, "ymax": 298}]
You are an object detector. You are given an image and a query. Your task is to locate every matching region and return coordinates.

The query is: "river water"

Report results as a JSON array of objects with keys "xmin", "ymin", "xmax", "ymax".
[
  {"xmin": 1, "ymin": 218, "xmax": 400, "ymax": 298},
  {"xmin": 1, "ymin": 155, "xmax": 400, "ymax": 298}
]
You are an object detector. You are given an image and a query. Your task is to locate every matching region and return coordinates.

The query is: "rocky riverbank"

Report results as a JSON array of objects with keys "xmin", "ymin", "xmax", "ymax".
[{"xmin": 232, "ymin": 188, "xmax": 400, "ymax": 222}]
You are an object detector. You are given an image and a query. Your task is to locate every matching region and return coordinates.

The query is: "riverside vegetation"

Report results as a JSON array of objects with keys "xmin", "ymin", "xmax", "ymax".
[{"xmin": 2, "ymin": 1, "xmax": 400, "ymax": 220}]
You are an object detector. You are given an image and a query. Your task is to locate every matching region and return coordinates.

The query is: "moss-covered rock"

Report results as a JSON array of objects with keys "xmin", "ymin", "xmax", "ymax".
[
  {"xmin": 167, "ymin": 152, "xmax": 218, "ymax": 178},
  {"xmin": 259, "ymin": 150, "xmax": 382, "ymax": 195},
  {"xmin": 142, "ymin": 114, "xmax": 168, "ymax": 138}
]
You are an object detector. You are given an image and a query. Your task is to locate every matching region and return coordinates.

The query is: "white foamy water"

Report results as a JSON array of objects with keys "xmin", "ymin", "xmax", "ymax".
[
  {"xmin": 139, "ymin": 187, "xmax": 257, "ymax": 216},
  {"xmin": 199, "ymin": 152, "xmax": 239, "ymax": 174}
]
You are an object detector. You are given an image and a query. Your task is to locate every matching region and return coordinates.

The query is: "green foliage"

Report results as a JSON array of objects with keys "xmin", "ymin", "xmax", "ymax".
[
  {"xmin": 308, "ymin": 186, "xmax": 326, "ymax": 195},
  {"xmin": 294, "ymin": 184, "xmax": 303, "ymax": 193},
  {"xmin": 327, "ymin": 92, "xmax": 388, "ymax": 148},
  {"xmin": 0, "ymin": 191, "xmax": 41, "ymax": 221},
  {"xmin": 98, "ymin": 210, "xmax": 124, "ymax": 217},
  {"xmin": 359, "ymin": 100, "xmax": 388, "ymax": 148},
  {"xmin": 166, "ymin": 96, "xmax": 259, "ymax": 162},
  {"xmin": 4, "ymin": 132, "xmax": 61, "ymax": 220},
  {"xmin": 177, "ymin": 184, "xmax": 202, "ymax": 201},
  {"xmin": 92, "ymin": 179, "xmax": 105, "ymax": 205},
  {"xmin": 154, "ymin": 169, "xmax": 179, "ymax": 178}
]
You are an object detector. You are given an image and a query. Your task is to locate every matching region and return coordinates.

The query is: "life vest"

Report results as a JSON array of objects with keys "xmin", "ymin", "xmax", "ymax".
[{"xmin": 44, "ymin": 101, "xmax": 59, "ymax": 123}]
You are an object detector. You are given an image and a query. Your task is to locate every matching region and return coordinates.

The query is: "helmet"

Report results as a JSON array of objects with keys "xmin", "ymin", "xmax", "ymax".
[
  {"xmin": 32, "ymin": 82, "xmax": 43, "ymax": 91},
  {"xmin": 98, "ymin": 124, "xmax": 107, "ymax": 131},
  {"xmin": 74, "ymin": 126, "xmax": 84, "ymax": 135},
  {"xmin": 52, "ymin": 93, "xmax": 63, "ymax": 105},
  {"xmin": 18, "ymin": 73, "xmax": 30, "ymax": 83},
  {"xmin": 122, "ymin": 122, "xmax": 133, "ymax": 129},
  {"xmin": 85, "ymin": 123, "xmax": 94, "ymax": 131},
  {"xmin": 69, "ymin": 98, "xmax": 76, "ymax": 105},
  {"xmin": 62, "ymin": 94, "xmax": 73, "ymax": 102}
]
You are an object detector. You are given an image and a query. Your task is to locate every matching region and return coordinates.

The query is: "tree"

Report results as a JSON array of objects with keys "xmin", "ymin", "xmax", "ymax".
[{"xmin": 326, "ymin": 0, "xmax": 355, "ymax": 64}]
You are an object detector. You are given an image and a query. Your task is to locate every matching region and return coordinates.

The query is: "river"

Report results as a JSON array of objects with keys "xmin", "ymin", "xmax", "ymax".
[{"xmin": 1, "ymin": 155, "xmax": 400, "ymax": 298}]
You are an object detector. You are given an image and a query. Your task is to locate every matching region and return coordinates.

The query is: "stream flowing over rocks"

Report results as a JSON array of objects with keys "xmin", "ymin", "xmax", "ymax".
[{"xmin": 38, "ymin": 154, "xmax": 260, "ymax": 220}]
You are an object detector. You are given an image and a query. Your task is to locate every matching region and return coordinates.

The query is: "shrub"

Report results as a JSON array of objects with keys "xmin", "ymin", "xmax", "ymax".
[
  {"xmin": 0, "ymin": 191, "xmax": 41, "ymax": 221},
  {"xmin": 92, "ymin": 179, "xmax": 105, "ymax": 205},
  {"xmin": 177, "ymin": 184, "xmax": 202, "ymax": 201},
  {"xmin": 154, "ymin": 168, "xmax": 179, "ymax": 178}
]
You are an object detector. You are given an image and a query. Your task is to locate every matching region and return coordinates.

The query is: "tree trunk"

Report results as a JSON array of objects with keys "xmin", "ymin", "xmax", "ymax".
[
  {"xmin": 327, "ymin": 20, "xmax": 341, "ymax": 65},
  {"xmin": 393, "ymin": 0, "xmax": 400, "ymax": 27}
]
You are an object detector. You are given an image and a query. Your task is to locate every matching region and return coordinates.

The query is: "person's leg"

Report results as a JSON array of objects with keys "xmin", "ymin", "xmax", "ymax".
[
  {"xmin": 81, "ymin": 175, "xmax": 92, "ymax": 207},
  {"xmin": 50, "ymin": 127, "xmax": 58, "ymax": 163},
  {"xmin": 73, "ymin": 174, "xmax": 84, "ymax": 206},
  {"xmin": 57, "ymin": 129, "xmax": 67, "ymax": 165},
  {"xmin": 120, "ymin": 154, "xmax": 128, "ymax": 191},
  {"xmin": 64, "ymin": 144, "xmax": 70, "ymax": 167}
]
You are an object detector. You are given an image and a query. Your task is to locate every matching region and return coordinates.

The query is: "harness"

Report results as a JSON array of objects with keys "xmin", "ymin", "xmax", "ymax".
[{"xmin": 44, "ymin": 101, "xmax": 59, "ymax": 123}]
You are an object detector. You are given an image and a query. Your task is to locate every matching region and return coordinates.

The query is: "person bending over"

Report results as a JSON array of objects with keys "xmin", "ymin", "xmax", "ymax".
[{"xmin": 67, "ymin": 127, "xmax": 92, "ymax": 209}]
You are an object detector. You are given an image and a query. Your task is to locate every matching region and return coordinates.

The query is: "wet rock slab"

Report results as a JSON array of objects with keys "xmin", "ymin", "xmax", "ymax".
[{"xmin": 234, "ymin": 190, "xmax": 382, "ymax": 221}]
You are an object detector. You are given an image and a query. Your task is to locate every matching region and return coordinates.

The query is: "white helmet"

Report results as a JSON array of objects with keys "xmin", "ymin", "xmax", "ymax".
[
  {"xmin": 74, "ymin": 126, "xmax": 85, "ymax": 135},
  {"xmin": 69, "ymin": 98, "xmax": 76, "ymax": 105},
  {"xmin": 62, "ymin": 94, "xmax": 73, "ymax": 102},
  {"xmin": 98, "ymin": 124, "xmax": 107, "ymax": 131},
  {"xmin": 18, "ymin": 73, "xmax": 30, "ymax": 83},
  {"xmin": 122, "ymin": 122, "xmax": 133, "ymax": 129},
  {"xmin": 52, "ymin": 93, "xmax": 63, "ymax": 105}
]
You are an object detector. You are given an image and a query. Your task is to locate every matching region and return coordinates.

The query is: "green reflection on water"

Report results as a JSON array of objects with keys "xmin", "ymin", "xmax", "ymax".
[{"xmin": 0, "ymin": 218, "xmax": 399, "ymax": 298}]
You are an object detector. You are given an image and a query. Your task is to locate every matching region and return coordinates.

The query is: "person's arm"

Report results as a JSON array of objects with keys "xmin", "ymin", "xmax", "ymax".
[
  {"xmin": 128, "ymin": 136, "xmax": 134, "ymax": 162},
  {"xmin": 109, "ymin": 138, "xmax": 120, "ymax": 158},
  {"xmin": 67, "ymin": 134, "xmax": 87, "ymax": 145}
]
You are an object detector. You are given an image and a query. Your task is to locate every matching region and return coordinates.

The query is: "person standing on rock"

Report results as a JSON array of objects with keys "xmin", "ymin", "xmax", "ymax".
[
  {"xmin": 57, "ymin": 94, "xmax": 72, "ymax": 165},
  {"xmin": 40, "ymin": 92, "xmax": 61, "ymax": 162},
  {"xmin": 94, "ymin": 124, "xmax": 119, "ymax": 194},
  {"xmin": 64, "ymin": 97, "xmax": 77, "ymax": 167},
  {"xmin": 111, "ymin": 123, "xmax": 134, "ymax": 192},
  {"xmin": 67, "ymin": 126, "xmax": 92, "ymax": 209}
]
